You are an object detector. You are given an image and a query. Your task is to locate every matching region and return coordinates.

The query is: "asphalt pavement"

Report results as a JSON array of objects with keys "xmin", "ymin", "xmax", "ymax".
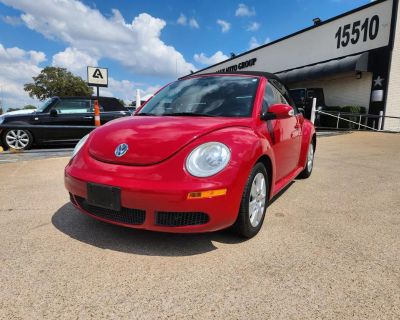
[{"xmin": 0, "ymin": 132, "xmax": 399, "ymax": 319}]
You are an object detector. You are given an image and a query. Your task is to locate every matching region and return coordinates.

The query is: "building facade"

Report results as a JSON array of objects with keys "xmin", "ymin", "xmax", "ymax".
[{"xmin": 192, "ymin": 0, "xmax": 399, "ymax": 130}]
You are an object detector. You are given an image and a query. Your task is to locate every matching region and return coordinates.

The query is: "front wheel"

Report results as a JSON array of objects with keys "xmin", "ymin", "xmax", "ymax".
[
  {"xmin": 298, "ymin": 140, "xmax": 314, "ymax": 179},
  {"xmin": 2, "ymin": 129, "xmax": 33, "ymax": 150},
  {"xmin": 233, "ymin": 163, "xmax": 269, "ymax": 238}
]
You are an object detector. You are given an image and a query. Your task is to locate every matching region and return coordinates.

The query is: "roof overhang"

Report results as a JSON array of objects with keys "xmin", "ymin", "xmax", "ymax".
[{"xmin": 276, "ymin": 52, "xmax": 370, "ymax": 84}]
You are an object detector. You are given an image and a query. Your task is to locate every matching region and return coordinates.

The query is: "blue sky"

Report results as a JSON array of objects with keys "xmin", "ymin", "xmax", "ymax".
[{"xmin": 0, "ymin": 0, "xmax": 371, "ymax": 108}]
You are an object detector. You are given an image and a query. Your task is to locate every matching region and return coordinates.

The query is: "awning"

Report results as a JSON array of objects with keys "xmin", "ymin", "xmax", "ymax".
[{"xmin": 276, "ymin": 52, "xmax": 369, "ymax": 84}]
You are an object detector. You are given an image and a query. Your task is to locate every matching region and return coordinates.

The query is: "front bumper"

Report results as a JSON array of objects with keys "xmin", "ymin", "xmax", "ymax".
[{"xmin": 64, "ymin": 169, "xmax": 244, "ymax": 233}]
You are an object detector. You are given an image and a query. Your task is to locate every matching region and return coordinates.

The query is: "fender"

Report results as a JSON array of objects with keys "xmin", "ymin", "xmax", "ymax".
[{"xmin": 298, "ymin": 120, "xmax": 316, "ymax": 168}]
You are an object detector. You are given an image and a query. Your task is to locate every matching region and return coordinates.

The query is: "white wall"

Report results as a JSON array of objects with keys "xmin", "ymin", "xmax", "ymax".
[
  {"xmin": 384, "ymin": 3, "xmax": 400, "ymax": 131},
  {"xmin": 289, "ymin": 72, "xmax": 373, "ymax": 109}
]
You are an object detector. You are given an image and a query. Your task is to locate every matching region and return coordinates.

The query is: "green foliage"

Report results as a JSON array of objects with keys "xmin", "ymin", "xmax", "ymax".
[
  {"xmin": 6, "ymin": 108, "xmax": 21, "ymax": 112},
  {"xmin": 118, "ymin": 99, "xmax": 125, "ymax": 107},
  {"xmin": 24, "ymin": 67, "xmax": 93, "ymax": 101},
  {"xmin": 22, "ymin": 104, "xmax": 37, "ymax": 110}
]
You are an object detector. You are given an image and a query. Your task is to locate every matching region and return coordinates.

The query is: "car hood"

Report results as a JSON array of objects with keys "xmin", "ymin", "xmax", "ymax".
[{"xmin": 88, "ymin": 116, "xmax": 252, "ymax": 165}]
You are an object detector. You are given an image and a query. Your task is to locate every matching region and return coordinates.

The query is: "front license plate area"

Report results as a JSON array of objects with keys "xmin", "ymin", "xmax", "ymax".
[{"xmin": 87, "ymin": 183, "xmax": 121, "ymax": 211}]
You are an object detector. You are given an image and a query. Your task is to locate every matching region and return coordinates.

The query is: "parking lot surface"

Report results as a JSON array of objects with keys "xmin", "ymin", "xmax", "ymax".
[{"xmin": 0, "ymin": 132, "xmax": 399, "ymax": 319}]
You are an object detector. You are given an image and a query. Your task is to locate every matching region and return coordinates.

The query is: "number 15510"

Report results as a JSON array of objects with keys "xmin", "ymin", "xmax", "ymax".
[{"xmin": 335, "ymin": 15, "xmax": 379, "ymax": 49}]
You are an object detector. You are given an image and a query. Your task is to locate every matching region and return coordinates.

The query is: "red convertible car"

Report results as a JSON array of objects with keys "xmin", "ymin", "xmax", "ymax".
[{"xmin": 65, "ymin": 72, "xmax": 316, "ymax": 238}]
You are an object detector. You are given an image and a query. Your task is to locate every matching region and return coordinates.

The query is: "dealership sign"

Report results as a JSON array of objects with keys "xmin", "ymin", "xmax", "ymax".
[
  {"xmin": 87, "ymin": 66, "xmax": 108, "ymax": 87},
  {"xmin": 197, "ymin": 0, "xmax": 393, "ymax": 74}
]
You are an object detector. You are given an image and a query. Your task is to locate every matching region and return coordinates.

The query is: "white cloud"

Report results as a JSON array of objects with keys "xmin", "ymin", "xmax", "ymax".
[
  {"xmin": 2, "ymin": 15, "xmax": 23, "ymax": 26},
  {"xmin": 0, "ymin": 43, "xmax": 45, "ymax": 109},
  {"xmin": 248, "ymin": 36, "xmax": 271, "ymax": 50},
  {"xmin": 100, "ymin": 78, "xmax": 160, "ymax": 104},
  {"xmin": 52, "ymin": 47, "xmax": 97, "ymax": 77},
  {"xmin": 177, "ymin": 13, "xmax": 187, "ymax": 25},
  {"xmin": 247, "ymin": 22, "xmax": 260, "ymax": 31},
  {"xmin": 177, "ymin": 14, "xmax": 199, "ymax": 29},
  {"xmin": 216, "ymin": 19, "xmax": 231, "ymax": 33},
  {"xmin": 235, "ymin": 4, "xmax": 256, "ymax": 17},
  {"xmin": 189, "ymin": 18, "xmax": 199, "ymax": 29},
  {"xmin": 0, "ymin": 41, "xmax": 159, "ymax": 109},
  {"xmin": 193, "ymin": 51, "xmax": 228, "ymax": 65},
  {"xmin": 249, "ymin": 37, "xmax": 260, "ymax": 49},
  {"xmin": 1, "ymin": 0, "xmax": 195, "ymax": 77}
]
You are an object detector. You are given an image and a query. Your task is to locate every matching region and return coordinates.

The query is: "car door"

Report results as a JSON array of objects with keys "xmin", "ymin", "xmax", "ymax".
[
  {"xmin": 261, "ymin": 82, "xmax": 302, "ymax": 181},
  {"xmin": 35, "ymin": 99, "xmax": 94, "ymax": 143}
]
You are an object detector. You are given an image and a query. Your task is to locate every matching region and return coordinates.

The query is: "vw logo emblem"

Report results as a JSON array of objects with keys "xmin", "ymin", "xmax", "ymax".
[{"xmin": 115, "ymin": 143, "xmax": 129, "ymax": 157}]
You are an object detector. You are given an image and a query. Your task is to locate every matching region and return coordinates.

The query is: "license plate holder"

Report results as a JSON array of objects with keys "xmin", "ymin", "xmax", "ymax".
[{"xmin": 87, "ymin": 183, "xmax": 121, "ymax": 211}]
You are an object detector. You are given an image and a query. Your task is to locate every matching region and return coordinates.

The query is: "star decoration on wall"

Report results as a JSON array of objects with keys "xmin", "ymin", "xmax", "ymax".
[{"xmin": 374, "ymin": 76, "xmax": 384, "ymax": 87}]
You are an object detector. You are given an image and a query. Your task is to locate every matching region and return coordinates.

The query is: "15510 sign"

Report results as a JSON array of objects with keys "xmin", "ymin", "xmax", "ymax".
[{"xmin": 335, "ymin": 15, "xmax": 380, "ymax": 49}]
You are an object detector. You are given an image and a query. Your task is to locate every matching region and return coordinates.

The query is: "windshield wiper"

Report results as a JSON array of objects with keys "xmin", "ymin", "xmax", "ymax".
[{"xmin": 162, "ymin": 112, "xmax": 216, "ymax": 117}]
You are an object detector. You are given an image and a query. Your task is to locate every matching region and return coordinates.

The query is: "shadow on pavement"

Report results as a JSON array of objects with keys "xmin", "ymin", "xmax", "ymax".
[{"xmin": 52, "ymin": 203, "xmax": 246, "ymax": 257}]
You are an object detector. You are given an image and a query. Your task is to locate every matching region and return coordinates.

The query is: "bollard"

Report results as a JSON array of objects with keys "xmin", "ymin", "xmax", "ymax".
[
  {"xmin": 310, "ymin": 98, "xmax": 317, "ymax": 124},
  {"xmin": 94, "ymin": 100, "xmax": 101, "ymax": 126},
  {"xmin": 378, "ymin": 111, "xmax": 383, "ymax": 131}
]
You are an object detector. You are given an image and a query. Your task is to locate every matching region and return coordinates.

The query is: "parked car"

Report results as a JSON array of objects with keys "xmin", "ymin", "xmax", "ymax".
[
  {"xmin": 289, "ymin": 87, "xmax": 325, "ymax": 119},
  {"xmin": 0, "ymin": 96, "xmax": 131, "ymax": 150},
  {"xmin": 65, "ymin": 72, "xmax": 316, "ymax": 238}
]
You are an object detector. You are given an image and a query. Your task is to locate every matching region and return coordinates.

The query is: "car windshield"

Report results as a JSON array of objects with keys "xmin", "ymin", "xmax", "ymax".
[
  {"xmin": 36, "ymin": 98, "xmax": 57, "ymax": 112},
  {"xmin": 138, "ymin": 76, "xmax": 259, "ymax": 117}
]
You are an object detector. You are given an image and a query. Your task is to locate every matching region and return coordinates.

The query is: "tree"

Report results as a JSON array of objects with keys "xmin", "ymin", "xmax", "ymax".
[
  {"xmin": 0, "ymin": 107, "xmax": 3, "ymax": 115},
  {"xmin": 6, "ymin": 108, "xmax": 21, "ymax": 112},
  {"xmin": 23, "ymin": 104, "xmax": 37, "ymax": 110},
  {"xmin": 24, "ymin": 67, "xmax": 93, "ymax": 100}
]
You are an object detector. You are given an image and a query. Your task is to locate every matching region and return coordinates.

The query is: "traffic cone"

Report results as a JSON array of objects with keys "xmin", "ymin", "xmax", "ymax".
[{"xmin": 94, "ymin": 100, "xmax": 101, "ymax": 127}]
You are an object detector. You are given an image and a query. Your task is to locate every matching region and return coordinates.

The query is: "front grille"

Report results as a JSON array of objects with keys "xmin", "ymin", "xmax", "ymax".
[
  {"xmin": 156, "ymin": 211, "xmax": 209, "ymax": 227},
  {"xmin": 73, "ymin": 195, "xmax": 145, "ymax": 225}
]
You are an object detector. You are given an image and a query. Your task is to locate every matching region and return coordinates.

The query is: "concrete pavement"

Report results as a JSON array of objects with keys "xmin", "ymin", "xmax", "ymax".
[{"xmin": 0, "ymin": 132, "xmax": 399, "ymax": 319}]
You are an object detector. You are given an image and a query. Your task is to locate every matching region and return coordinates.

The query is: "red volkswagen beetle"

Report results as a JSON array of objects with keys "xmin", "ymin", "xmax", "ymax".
[{"xmin": 65, "ymin": 72, "xmax": 316, "ymax": 238}]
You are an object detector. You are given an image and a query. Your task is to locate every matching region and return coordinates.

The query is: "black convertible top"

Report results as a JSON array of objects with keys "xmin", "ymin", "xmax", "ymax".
[{"xmin": 179, "ymin": 71, "xmax": 282, "ymax": 81}]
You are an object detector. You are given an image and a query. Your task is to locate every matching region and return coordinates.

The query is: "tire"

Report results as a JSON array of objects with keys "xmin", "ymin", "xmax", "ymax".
[
  {"xmin": 298, "ymin": 140, "xmax": 314, "ymax": 179},
  {"xmin": 2, "ymin": 129, "xmax": 33, "ymax": 150},
  {"xmin": 233, "ymin": 163, "xmax": 269, "ymax": 238}
]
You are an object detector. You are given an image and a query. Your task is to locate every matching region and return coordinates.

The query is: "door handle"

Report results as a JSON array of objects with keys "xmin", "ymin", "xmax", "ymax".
[{"xmin": 83, "ymin": 116, "xmax": 94, "ymax": 119}]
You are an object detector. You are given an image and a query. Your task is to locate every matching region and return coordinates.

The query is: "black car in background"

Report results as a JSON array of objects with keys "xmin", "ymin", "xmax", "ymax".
[{"xmin": 0, "ymin": 96, "xmax": 131, "ymax": 150}]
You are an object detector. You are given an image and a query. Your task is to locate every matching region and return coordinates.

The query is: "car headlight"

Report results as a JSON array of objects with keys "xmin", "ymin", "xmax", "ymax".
[
  {"xmin": 72, "ymin": 134, "xmax": 89, "ymax": 158},
  {"xmin": 186, "ymin": 142, "xmax": 231, "ymax": 177}
]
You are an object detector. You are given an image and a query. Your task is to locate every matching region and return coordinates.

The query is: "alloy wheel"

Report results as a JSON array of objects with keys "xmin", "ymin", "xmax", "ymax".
[
  {"xmin": 249, "ymin": 172, "xmax": 267, "ymax": 227},
  {"xmin": 5, "ymin": 130, "xmax": 30, "ymax": 149}
]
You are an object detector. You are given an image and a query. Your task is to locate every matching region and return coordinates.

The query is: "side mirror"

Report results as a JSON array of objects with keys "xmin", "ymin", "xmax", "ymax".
[
  {"xmin": 261, "ymin": 104, "xmax": 294, "ymax": 121},
  {"xmin": 50, "ymin": 109, "xmax": 58, "ymax": 117}
]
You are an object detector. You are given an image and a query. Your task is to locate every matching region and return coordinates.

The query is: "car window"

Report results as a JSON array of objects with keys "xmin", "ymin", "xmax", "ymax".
[
  {"xmin": 262, "ymin": 83, "xmax": 279, "ymax": 113},
  {"xmin": 269, "ymin": 79, "xmax": 299, "ymax": 114},
  {"xmin": 51, "ymin": 100, "xmax": 90, "ymax": 114}
]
